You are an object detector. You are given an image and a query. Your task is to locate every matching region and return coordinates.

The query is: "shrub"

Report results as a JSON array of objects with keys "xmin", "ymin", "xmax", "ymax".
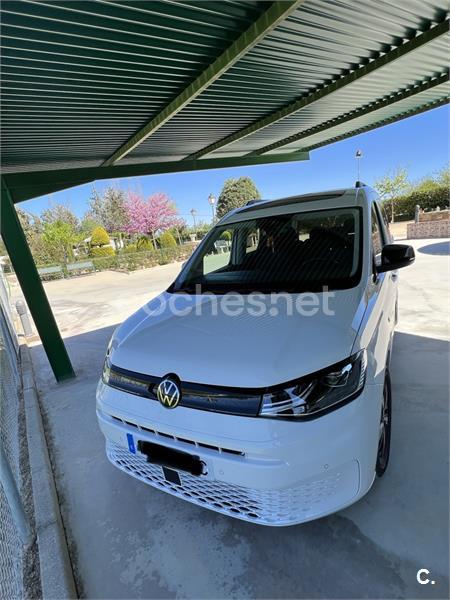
[
  {"xmin": 90, "ymin": 245, "xmax": 115, "ymax": 257},
  {"xmin": 158, "ymin": 231, "xmax": 177, "ymax": 248},
  {"xmin": 123, "ymin": 243, "xmax": 137, "ymax": 254},
  {"xmin": 136, "ymin": 236, "xmax": 154, "ymax": 251},
  {"xmin": 221, "ymin": 230, "xmax": 232, "ymax": 241},
  {"xmin": 91, "ymin": 255, "xmax": 118, "ymax": 270},
  {"xmin": 383, "ymin": 185, "xmax": 449, "ymax": 221},
  {"xmin": 117, "ymin": 251, "xmax": 158, "ymax": 271},
  {"xmin": 90, "ymin": 226, "xmax": 110, "ymax": 246}
]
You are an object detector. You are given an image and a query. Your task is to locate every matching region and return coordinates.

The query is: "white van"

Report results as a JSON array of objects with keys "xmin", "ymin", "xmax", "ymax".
[{"xmin": 97, "ymin": 185, "xmax": 415, "ymax": 526}]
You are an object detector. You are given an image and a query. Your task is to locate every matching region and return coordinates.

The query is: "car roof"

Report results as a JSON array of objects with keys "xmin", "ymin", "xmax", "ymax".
[
  {"xmin": 235, "ymin": 188, "xmax": 351, "ymax": 215},
  {"xmin": 218, "ymin": 185, "xmax": 377, "ymax": 226}
]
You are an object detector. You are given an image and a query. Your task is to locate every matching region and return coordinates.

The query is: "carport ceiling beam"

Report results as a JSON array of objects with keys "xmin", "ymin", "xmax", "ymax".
[
  {"xmin": 187, "ymin": 19, "xmax": 449, "ymax": 160},
  {"xmin": 251, "ymin": 72, "xmax": 450, "ymax": 155},
  {"xmin": 101, "ymin": 0, "xmax": 304, "ymax": 167},
  {"xmin": 4, "ymin": 151, "xmax": 310, "ymax": 204}
]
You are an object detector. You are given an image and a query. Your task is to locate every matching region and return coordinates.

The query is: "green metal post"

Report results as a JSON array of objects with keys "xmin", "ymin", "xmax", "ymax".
[{"xmin": 1, "ymin": 177, "xmax": 75, "ymax": 381}]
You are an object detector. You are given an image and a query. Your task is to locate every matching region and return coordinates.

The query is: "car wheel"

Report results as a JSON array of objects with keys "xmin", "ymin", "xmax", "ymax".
[{"xmin": 376, "ymin": 370, "xmax": 392, "ymax": 477}]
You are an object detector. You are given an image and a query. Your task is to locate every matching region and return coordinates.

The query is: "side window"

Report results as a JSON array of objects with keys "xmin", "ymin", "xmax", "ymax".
[
  {"xmin": 203, "ymin": 231, "xmax": 233, "ymax": 275},
  {"xmin": 371, "ymin": 205, "xmax": 384, "ymax": 267},
  {"xmin": 245, "ymin": 228, "xmax": 260, "ymax": 254},
  {"xmin": 380, "ymin": 203, "xmax": 393, "ymax": 243}
]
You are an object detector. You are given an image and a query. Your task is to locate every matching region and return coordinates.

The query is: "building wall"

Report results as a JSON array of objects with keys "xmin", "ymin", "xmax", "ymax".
[
  {"xmin": 407, "ymin": 221, "xmax": 450, "ymax": 239},
  {"xmin": 419, "ymin": 210, "xmax": 449, "ymax": 223}
]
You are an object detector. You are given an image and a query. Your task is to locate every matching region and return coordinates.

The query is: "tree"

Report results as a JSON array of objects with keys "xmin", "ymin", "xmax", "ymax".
[
  {"xmin": 42, "ymin": 220, "xmax": 78, "ymax": 263},
  {"xmin": 435, "ymin": 165, "xmax": 450, "ymax": 188},
  {"xmin": 17, "ymin": 208, "xmax": 43, "ymax": 237},
  {"xmin": 374, "ymin": 168, "xmax": 409, "ymax": 223},
  {"xmin": 413, "ymin": 177, "xmax": 440, "ymax": 194},
  {"xmin": 88, "ymin": 185, "xmax": 129, "ymax": 233},
  {"xmin": 170, "ymin": 217, "xmax": 188, "ymax": 244},
  {"xmin": 87, "ymin": 186, "xmax": 103, "ymax": 226},
  {"xmin": 41, "ymin": 203, "xmax": 79, "ymax": 230},
  {"xmin": 15, "ymin": 208, "xmax": 51, "ymax": 264},
  {"xmin": 124, "ymin": 192, "xmax": 178, "ymax": 248},
  {"xmin": 79, "ymin": 216, "xmax": 101, "ymax": 238},
  {"xmin": 216, "ymin": 177, "xmax": 261, "ymax": 218}
]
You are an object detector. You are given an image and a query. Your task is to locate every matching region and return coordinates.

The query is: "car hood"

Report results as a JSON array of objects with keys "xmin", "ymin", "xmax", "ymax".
[{"xmin": 110, "ymin": 289, "xmax": 367, "ymax": 388}]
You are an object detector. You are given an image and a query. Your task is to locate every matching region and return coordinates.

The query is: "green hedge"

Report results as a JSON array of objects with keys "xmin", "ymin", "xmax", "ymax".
[
  {"xmin": 90, "ymin": 245, "xmax": 115, "ymax": 257},
  {"xmin": 33, "ymin": 243, "xmax": 196, "ymax": 279},
  {"xmin": 93, "ymin": 244, "xmax": 196, "ymax": 273},
  {"xmin": 383, "ymin": 185, "xmax": 449, "ymax": 221},
  {"xmin": 91, "ymin": 255, "xmax": 119, "ymax": 270}
]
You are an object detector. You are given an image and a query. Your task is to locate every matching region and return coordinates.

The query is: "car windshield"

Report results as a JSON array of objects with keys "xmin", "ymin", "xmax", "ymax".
[{"xmin": 171, "ymin": 207, "xmax": 362, "ymax": 294}]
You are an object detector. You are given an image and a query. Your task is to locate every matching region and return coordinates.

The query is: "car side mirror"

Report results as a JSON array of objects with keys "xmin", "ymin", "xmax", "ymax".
[{"xmin": 377, "ymin": 244, "xmax": 415, "ymax": 273}]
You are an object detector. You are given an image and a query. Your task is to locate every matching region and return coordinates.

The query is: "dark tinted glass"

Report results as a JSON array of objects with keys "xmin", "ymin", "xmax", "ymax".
[{"xmin": 172, "ymin": 207, "xmax": 362, "ymax": 293}]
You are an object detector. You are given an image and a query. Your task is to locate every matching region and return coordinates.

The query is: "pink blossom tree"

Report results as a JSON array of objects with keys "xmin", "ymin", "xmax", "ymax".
[{"xmin": 124, "ymin": 192, "xmax": 178, "ymax": 248}]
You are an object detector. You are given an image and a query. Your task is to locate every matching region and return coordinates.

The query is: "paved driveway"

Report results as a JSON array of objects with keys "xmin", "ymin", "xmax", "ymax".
[{"xmin": 27, "ymin": 240, "xmax": 449, "ymax": 599}]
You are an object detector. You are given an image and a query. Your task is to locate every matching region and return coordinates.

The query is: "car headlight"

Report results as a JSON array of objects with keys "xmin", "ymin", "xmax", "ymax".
[
  {"xmin": 102, "ymin": 339, "xmax": 113, "ymax": 384},
  {"xmin": 102, "ymin": 357, "xmax": 152, "ymax": 396},
  {"xmin": 102, "ymin": 356, "xmax": 111, "ymax": 385},
  {"xmin": 102, "ymin": 336, "xmax": 152, "ymax": 396},
  {"xmin": 259, "ymin": 350, "xmax": 367, "ymax": 418}
]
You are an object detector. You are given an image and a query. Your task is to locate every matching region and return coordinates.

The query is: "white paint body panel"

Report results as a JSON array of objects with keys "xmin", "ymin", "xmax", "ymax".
[
  {"xmin": 97, "ymin": 187, "xmax": 398, "ymax": 525},
  {"xmin": 110, "ymin": 288, "xmax": 365, "ymax": 387}
]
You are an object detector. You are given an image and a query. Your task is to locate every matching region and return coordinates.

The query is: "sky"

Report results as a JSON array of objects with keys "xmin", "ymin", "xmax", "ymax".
[{"xmin": 21, "ymin": 104, "xmax": 449, "ymax": 225}]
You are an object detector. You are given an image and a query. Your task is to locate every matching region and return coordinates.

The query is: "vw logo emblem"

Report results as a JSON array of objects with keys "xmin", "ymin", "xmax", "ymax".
[{"xmin": 156, "ymin": 378, "xmax": 181, "ymax": 409}]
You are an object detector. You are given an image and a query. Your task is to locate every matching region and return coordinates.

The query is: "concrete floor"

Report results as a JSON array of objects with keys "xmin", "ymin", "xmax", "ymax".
[{"xmin": 25, "ymin": 240, "xmax": 449, "ymax": 599}]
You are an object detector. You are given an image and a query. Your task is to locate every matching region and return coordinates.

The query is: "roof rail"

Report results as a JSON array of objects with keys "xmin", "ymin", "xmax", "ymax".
[{"xmin": 245, "ymin": 199, "xmax": 263, "ymax": 206}]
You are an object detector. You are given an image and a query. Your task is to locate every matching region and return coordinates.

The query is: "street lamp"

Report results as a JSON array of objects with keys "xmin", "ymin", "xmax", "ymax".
[
  {"xmin": 208, "ymin": 193, "xmax": 216, "ymax": 224},
  {"xmin": 190, "ymin": 208, "xmax": 198, "ymax": 239}
]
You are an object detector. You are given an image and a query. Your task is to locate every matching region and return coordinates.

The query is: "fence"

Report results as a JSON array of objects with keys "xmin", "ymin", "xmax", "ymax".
[
  {"xmin": 3, "ymin": 243, "xmax": 197, "ymax": 281},
  {"xmin": 0, "ymin": 265, "xmax": 34, "ymax": 599}
]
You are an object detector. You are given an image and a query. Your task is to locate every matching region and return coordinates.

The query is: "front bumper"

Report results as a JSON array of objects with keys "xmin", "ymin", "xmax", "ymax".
[{"xmin": 97, "ymin": 380, "xmax": 383, "ymax": 526}]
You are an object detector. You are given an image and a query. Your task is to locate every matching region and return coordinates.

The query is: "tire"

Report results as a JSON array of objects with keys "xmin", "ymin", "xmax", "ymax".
[{"xmin": 376, "ymin": 370, "xmax": 392, "ymax": 477}]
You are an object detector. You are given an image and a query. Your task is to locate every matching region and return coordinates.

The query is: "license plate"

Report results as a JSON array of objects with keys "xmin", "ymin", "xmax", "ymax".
[{"xmin": 137, "ymin": 440, "xmax": 203, "ymax": 476}]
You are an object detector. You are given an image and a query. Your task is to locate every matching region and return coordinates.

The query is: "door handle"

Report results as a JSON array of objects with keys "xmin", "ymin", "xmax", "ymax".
[{"xmin": 391, "ymin": 271, "xmax": 398, "ymax": 281}]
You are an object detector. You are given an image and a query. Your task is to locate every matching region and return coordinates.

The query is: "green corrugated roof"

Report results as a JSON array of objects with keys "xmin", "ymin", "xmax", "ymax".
[{"xmin": 1, "ymin": 0, "xmax": 449, "ymax": 202}]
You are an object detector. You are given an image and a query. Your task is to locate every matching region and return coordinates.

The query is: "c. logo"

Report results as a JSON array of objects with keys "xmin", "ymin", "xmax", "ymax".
[{"xmin": 157, "ymin": 378, "xmax": 181, "ymax": 409}]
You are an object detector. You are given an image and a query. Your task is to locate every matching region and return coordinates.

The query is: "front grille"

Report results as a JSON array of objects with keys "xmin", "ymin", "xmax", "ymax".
[
  {"xmin": 107, "ymin": 441, "xmax": 352, "ymax": 526},
  {"xmin": 108, "ymin": 363, "xmax": 261, "ymax": 416},
  {"xmin": 110, "ymin": 415, "xmax": 244, "ymax": 456}
]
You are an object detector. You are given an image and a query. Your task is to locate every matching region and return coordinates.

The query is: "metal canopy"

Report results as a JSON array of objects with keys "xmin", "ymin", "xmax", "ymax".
[
  {"xmin": 0, "ymin": 0, "xmax": 449, "ymax": 382},
  {"xmin": 1, "ymin": 0, "xmax": 449, "ymax": 200}
]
